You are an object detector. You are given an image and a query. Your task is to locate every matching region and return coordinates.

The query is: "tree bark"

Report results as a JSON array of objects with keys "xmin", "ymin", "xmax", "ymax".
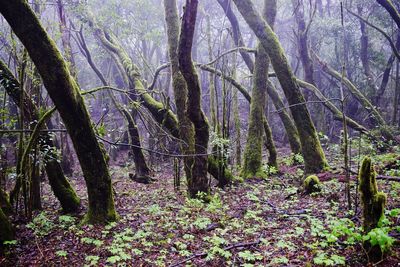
[
  {"xmin": 75, "ymin": 28, "xmax": 152, "ymax": 183},
  {"xmin": 232, "ymin": 0, "xmax": 328, "ymax": 173},
  {"xmin": 242, "ymin": 0, "xmax": 278, "ymax": 178},
  {"xmin": 216, "ymin": 0, "xmax": 301, "ymax": 155},
  {"xmin": 0, "ymin": 207, "xmax": 13, "ymax": 245},
  {"xmin": 216, "ymin": 0, "xmax": 255, "ymax": 72},
  {"xmin": 0, "ymin": 0, "xmax": 116, "ymax": 223},
  {"xmin": 377, "ymin": 0, "xmax": 400, "ymax": 29},
  {"xmin": 315, "ymin": 56, "xmax": 387, "ymax": 128},
  {"xmin": 85, "ymin": 10, "xmax": 232, "ymax": 185},
  {"xmin": 178, "ymin": 0, "xmax": 210, "ymax": 197}
]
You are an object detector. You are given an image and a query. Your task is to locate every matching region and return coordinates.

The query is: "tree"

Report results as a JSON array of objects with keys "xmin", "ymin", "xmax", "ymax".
[
  {"xmin": 0, "ymin": 0, "xmax": 117, "ymax": 223},
  {"xmin": 177, "ymin": 0, "xmax": 210, "ymax": 197},
  {"xmin": 232, "ymin": 0, "xmax": 328, "ymax": 174},
  {"xmin": 241, "ymin": 0, "xmax": 278, "ymax": 178},
  {"xmin": 0, "ymin": 59, "xmax": 80, "ymax": 213},
  {"xmin": 216, "ymin": 0, "xmax": 301, "ymax": 155},
  {"xmin": 74, "ymin": 28, "xmax": 152, "ymax": 183},
  {"xmin": 0, "ymin": 207, "xmax": 13, "ymax": 246},
  {"xmin": 84, "ymin": 8, "xmax": 233, "ymax": 186}
]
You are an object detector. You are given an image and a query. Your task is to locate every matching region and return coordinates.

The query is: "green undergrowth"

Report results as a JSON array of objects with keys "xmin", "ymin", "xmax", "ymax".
[{"xmin": 3, "ymin": 159, "xmax": 400, "ymax": 266}]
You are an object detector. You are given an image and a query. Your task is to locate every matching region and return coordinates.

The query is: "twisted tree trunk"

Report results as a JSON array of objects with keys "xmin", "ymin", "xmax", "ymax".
[
  {"xmin": 84, "ymin": 10, "xmax": 232, "ymax": 186},
  {"xmin": 178, "ymin": 0, "xmax": 210, "ymax": 197}
]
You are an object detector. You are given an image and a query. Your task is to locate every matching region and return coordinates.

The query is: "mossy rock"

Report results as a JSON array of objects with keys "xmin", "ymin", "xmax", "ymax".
[{"xmin": 303, "ymin": 175, "xmax": 321, "ymax": 194}]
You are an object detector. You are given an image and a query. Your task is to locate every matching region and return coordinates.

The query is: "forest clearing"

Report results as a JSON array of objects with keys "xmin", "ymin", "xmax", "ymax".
[{"xmin": 0, "ymin": 0, "xmax": 400, "ymax": 266}]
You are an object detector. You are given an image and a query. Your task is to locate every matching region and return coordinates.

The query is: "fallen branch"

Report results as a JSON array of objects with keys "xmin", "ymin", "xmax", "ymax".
[
  {"xmin": 169, "ymin": 239, "xmax": 261, "ymax": 267},
  {"xmin": 342, "ymin": 167, "xmax": 400, "ymax": 182}
]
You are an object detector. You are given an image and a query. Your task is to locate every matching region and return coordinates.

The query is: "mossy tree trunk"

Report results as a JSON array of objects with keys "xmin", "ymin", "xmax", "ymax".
[
  {"xmin": 266, "ymin": 82, "xmax": 301, "ymax": 154},
  {"xmin": 0, "ymin": 207, "xmax": 13, "ymax": 246},
  {"xmin": 76, "ymin": 29, "xmax": 151, "ymax": 183},
  {"xmin": 242, "ymin": 0, "xmax": 277, "ymax": 178},
  {"xmin": 217, "ymin": 0, "xmax": 301, "ymax": 156},
  {"xmin": 232, "ymin": 0, "xmax": 328, "ymax": 174},
  {"xmin": 241, "ymin": 42, "xmax": 272, "ymax": 178},
  {"xmin": 164, "ymin": 0, "xmax": 196, "ymax": 191},
  {"xmin": 85, "ymin": 7, "xmax": 232, "ymax": 186},
  {"xmin": 178, "ymin": 0, "xmax": 210, "ymax": 197},
  {"xmin": 0, "ymin": 59, "xmax": 80, "ymax": 213},
  {"xmin": 0, "ymin": 188, "xmax": 12, "ymax": 215},
  {"xmin": 0, "ymin": 0, "xmax": 116, "ymax": 223},
  {"xmin": 122, "ymin": 108, "xmax": 152, "ymax": 183},
  {"xmin": 359, "ymin": 156, "xmax": 387, "ymax": 262}
]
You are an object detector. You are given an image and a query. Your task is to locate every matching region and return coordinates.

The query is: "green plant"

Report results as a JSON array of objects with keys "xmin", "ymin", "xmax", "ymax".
[
  {"xmin": 204, "ymin": 235, "xmax": 231, "ymax": 260},
  {"xmin": 192, "ymin": 216, "xmax": 212, "ymax": 230},
  {"xmin": 270, "ymin": 256, "xmax": 289, "ymax": 265},
  {"xmin": 84, "ymin": 255, "xmax": 100, "ymax": 266},
  {"xmin": 27, "ymin": 212, "xmax": 55, "ymax": 237},
  {"xmin": 3, "ymin": 240, "xmax": 17, "ymax": 247},
  {"xmin": 55, "ymin": 250, "xmax": 68, "ymax": 258},
  {"xmin": 313, "ymin": 252, "xmax": 345, "ymax": 266},
  {"xmin": 363, "ymin": 227, "xmax": 394, "ymax": 254},
  {"xmin": 58, "ymin": 215, "xmax": 76, "ymax": 229},
  {"xmin": 238, "ymin": 250, "xmax": 263, "ymax": 263},
  {"xmin": 81, "ymin": 237, "xmax": 104, "ymax": 248},
  {"xmin": 293, "ymin": 153, "xmax": 304, "ymax": 164}
]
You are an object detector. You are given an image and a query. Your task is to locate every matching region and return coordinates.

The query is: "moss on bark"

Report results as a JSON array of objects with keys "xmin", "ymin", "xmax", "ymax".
[
  {"xmin": 0, "ymin": 0, "xmax": 116, "ymax": 223},
  {"xmin": 215, "ymin": 0, "xmax": 301, "ymax": 156},
  {"xmin": 0, "ymin": 189, "xmax": 12, "ymax": 215},
  {"xmin": 304, "ymin": 175, "xmax": 321, "ymax": 194},
  {"xmin": 359, "ymin": 156, "xmax": 388, "ymax": 262},
  {"xmin": 0, "ymin": 207, "xmax": 13, "ymax": 246},
  {"xmin": 178, "ymin": 0, "xmax": 210, "ymax": 197},
  {"xmin": 241, "ymin": 0, "xmax": 278, "ymax": 178},
  {"xmin": 232, "ymin": 0, "xmax": 328, "ymax": 174},
  {"xmin": 241, "ymin": 42, "xmax": 270, "ymax": 178}
]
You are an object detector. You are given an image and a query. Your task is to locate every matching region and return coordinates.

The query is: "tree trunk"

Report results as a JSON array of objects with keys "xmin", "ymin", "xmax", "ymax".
[
  {"xmin": 0, "ymin": 207, "xmax": 13, "ymax": 245},
  {"xmin": 0, "ymin": 0, "xmax": 116, "ymax": 223},
  {"xmin": 315, "ymin": 55, "xmax": 390, "ymax": 134},
  {"xmin": 56, "ymin": 0, "xmax": 76, "ymax": 176},
  {"xmin": 86, "ymin": 8, "xmax": 232, "ymax": 186},
  {"xmin": 232, "ymin": 0, "xmax": 328, "ymax": 173},
  {"xmin": 178, "ymin": 0, "xmax": 210, "ymax": 197},
  {"xmin": 377, "ymin": 0, "xmax": 400, "ymax": 29},
  {"xmin": 242, "ymin": 0, "xmax": 277, "ymax": 178},
  {"xmin": 217, "ymin": 0, "xmax": 301, "ymax": 156},
  {"xmin": 0, "ymin": 59, "xmax": 80, "ymax": 213},
  {"xmin": 76, "ymin": 28, "xmax": 152, "ymax": 183},
  {"xmin": 266, "ymin": 82, "xmax": 301, "ymax": 154}
]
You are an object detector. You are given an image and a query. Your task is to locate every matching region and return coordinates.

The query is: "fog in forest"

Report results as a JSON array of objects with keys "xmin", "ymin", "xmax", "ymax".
[{"xmin": 0, "ymin": 0, "xmax": 400, "ymax": 266}]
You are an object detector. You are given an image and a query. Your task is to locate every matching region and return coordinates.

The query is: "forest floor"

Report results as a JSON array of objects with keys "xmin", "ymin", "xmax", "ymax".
[{"xmin": 1, "ymin": 148, "xmax": 400, "ymax": 266}]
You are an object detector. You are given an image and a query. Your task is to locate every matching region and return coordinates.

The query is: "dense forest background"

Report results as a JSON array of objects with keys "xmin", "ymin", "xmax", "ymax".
[{"xmin": 0, "ymin": 0, "xmax": 400, "ymax": 266}]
